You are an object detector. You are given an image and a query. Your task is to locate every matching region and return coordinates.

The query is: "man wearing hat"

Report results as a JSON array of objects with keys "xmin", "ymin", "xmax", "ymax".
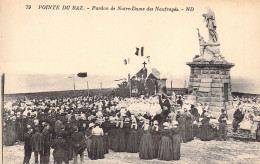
[{"xmin": 218, "ymin": 108, "xmax": 228, "ymax": 141}]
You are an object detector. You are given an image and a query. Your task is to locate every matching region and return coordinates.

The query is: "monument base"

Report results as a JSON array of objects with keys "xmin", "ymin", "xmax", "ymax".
[{"xmin": 187, "ymin": 60, "xmax": 235, "ymax": 113}]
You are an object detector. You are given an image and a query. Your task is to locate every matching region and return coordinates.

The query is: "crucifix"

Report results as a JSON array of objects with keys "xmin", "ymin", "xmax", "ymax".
[{"xmin": 142, "ymin": 61, "xmax": 147, "ymax": 68}]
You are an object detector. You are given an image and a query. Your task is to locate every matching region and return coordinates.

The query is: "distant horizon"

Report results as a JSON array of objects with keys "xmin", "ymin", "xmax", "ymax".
[{"xmin": 3, "ymin": 73, "xmax": 260, "ymax": 95}]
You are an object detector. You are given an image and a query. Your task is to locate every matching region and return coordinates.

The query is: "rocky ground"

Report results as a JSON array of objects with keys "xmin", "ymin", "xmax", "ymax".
[{"xmin": 3, "ymin": 138, "xmax": 260, "ymax": 164}]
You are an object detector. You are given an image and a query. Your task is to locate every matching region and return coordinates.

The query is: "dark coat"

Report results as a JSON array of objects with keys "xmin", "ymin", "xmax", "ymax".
[
  {"xmin": 51, "ymin": 137, "xmax": 66, "ymax": 158},
  {"xmin": 71, "ymin": 131, "xmax": 85, "ymax": 154},
  {"xmin": 32, "ymin": 132, "xmax": 44, "ymax": 152},
  {"xmin": 24, "ymin": 132, "xmax": 32, "ymax": 151},
  {"xmin": 42, "ymin": 129, "xmax": 51, "ymax": 147}
]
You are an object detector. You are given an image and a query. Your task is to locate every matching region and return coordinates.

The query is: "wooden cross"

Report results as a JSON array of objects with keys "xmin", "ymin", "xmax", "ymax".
[{"xmin": 142, "ymin": 61, "xmax": 147, "ymax": 68}]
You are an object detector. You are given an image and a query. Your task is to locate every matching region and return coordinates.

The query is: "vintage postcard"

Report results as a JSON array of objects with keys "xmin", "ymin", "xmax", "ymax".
[{"xmin": 1, "ymin": 0, "xmax": 260, "ymax": 163}]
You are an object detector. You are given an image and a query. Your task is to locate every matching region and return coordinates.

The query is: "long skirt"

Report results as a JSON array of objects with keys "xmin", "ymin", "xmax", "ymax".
[
  {"xmin": 172, "ymin": 134, "xmax": 181, "ymax": 160},
  {"xmin": 127, "ymin": 130, "xmax": 139, "ymax": 153},
  {"xmin": 111, "ymin": 130, "xmax": 119, "ymax": 152},
  {"xmin": 158, "ymin": 136, "xmax": 173, "ymax": 161},
  {"xmin": 152, "ymin": 133, "xmax": 161, "ymax": 158},
  {"xmin": 186, "ymin": 126, "xmax": 193, "ymax": 141},
  {"xmin": 5, "ymin": 126, "xmax": 17, "ymax": 146},
  {"xmin": 103, "ymin": 134, "xmax": 109, "ymax": 154},
  {"xmin": 200, "ymin": 125, "xmax": 210, "ymax": 141},
  {"xmin": 117, "ymin": 128, "xmax": 126, "ymax": 152},
  {"xmin": 139, "ymin": 133, "xmax": 154, "ymax": 159},
  {"xmin": 90, "ymin": 135, "xmax": 104, "ymax": 160}
]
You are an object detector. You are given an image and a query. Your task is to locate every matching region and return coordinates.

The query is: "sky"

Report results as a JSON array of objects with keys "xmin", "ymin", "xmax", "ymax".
[{"xmin": 0, "ymin": 0, "xmax": 260, "ymax": 94}]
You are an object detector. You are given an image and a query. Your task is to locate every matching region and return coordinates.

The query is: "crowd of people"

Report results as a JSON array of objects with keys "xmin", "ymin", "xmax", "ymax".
[{"xmin": 2, "ymin": 93, "xmax": 260, "ymax": 164}]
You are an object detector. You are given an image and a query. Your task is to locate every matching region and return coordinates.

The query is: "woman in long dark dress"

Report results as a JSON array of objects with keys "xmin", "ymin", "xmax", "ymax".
[
  {"xmin": 171, "ymin": 121, "xmax": 181, "ymax": 160},
  {"xmin": 158, "ymin": 122, "xmax": 173, "ymax": 161},
  {"xmin": 127, "ymin": 118, "xmax": 139, "ymax": 153},
  {"xmin": 139, "ymin": 119, "xmax": 154, "ymax": 159},
  {"xmin": 5, "ymin": 117, "xmax": 17, "ymax": 146},
  {"xmin": 111, "ymin": 119, "xmax": 119, "ymax": 152},
  {"xmin": 185, "ymin": 113, "xmax": 194, "ymax": 141},
  {"xmin": 90, "ymin": 123, "xmax": 105, "ymax": 160},
  {"xmin": 200, "ymin": 113, "xmax": 211, "ymax": 141},
  {"xmin": 124, "ymin": 118, "xmax": 131, "ymax": 149},
  {"xmin": 151, "ymin": 120, "xmax": 161, "ymax": 158},
  {"xmin": 117, "ymin": 117, "xmax": 126, "ymax": 152}
]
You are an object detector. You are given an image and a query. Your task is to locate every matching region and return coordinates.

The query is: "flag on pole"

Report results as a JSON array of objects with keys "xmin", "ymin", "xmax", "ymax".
[
  {"xmin": 77, "ymin": 72, "xmax": 87, "ymax": 78},
  {"xmin": 124, "ymin": 59, "xmax": 127, "ymax": 65},
  {"xmin": 135, "ymin": 47, "xmax": 139, "ymax": 56},
  {"xmin": 141, "ymin": 47, "xmax": 144, "ymax": 56}
]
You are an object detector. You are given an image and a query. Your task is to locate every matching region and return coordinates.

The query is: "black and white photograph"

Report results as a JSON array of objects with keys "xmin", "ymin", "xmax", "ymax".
[{"xmin": 1, "ymin": 0, "xmax": 260, "ymax": 163}]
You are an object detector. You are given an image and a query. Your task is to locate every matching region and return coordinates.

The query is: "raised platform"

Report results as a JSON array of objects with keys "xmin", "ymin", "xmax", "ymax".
[{"xmin": 187, "ymin": 60, "xmax": 235, "ymax": 112}]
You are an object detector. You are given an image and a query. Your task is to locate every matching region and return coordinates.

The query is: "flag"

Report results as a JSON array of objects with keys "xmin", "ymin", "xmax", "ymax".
[
  {"xmin": 135, "ymin": 47, "xmax": 139, "ymax": 56},
  {"xmin": 77, "ymin": 72, "xmax": 87, "ymax": 78},
  {"xmin": 141, "ymin": 47, "xmax": 144, "ymax": 56},
  {"xmin": 147, "ymin": 56, "xmax": 150, "ymax": 63},
  {"xmin": 128, "ymin": 58, "xmax": 130, "ymax": 64},
  {"xmin": 67, "ymin": 74, "xmax": 74, "ymax": 78},
  {"xmin": 124, "ymin": 59, "xmax": 127, "ymax": 65}
]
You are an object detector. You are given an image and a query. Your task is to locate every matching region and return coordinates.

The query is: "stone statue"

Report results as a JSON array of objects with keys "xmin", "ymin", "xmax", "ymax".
[
  {"xmin": 197, "ymin": 28, "xmax": 207, "ymax": 56},
  {"xmin": 202, "ymin": 8, "xmax": 218, "ymax": 43},
  {"xmin": 193, "ymin": 8, "xmax": 225, "ymax": 62}
]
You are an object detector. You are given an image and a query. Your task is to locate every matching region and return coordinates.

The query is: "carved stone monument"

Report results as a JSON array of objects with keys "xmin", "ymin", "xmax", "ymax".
[{"xmin": 187, "ymin": 8, "xmax": 235, "ymax": 113}]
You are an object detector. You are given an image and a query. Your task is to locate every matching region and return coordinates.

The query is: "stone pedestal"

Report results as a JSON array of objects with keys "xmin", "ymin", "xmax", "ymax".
[{"xmin": 187, "ymin": 60, "xmax": 235, "ymax": 113}]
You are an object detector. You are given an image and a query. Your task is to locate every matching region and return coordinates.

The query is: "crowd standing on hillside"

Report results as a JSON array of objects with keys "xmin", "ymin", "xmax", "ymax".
[{"xmin": 3, "ymin": 94, "xmax": 260, "ymax": 164}]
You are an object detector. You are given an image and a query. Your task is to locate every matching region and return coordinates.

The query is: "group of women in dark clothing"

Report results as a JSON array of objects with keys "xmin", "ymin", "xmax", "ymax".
[{"xmin": 104, "ymin": 118, "xmax": 181, "ymax": 161}]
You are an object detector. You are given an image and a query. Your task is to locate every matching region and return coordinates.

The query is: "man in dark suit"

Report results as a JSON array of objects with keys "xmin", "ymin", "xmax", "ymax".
[
  {"xmin": 23, "ymin": 126, "xmax": 33, "ymax": 164},
  {"xmin": 42, "ymin": 123, "xmax": 51, "ymax": 164},
  {"xmin": 31, "ymin": 127, "xmax": 44, "ymax": 164}
]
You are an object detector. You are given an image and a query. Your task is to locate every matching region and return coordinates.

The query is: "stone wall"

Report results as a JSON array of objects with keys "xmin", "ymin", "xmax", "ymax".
[{"xmin": 187, "ymin": 62, "xmax": 235, "ymax": 113}]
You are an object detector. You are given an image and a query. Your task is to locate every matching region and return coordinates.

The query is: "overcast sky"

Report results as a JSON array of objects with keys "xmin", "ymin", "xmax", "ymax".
[{"xmin": 1, "ymin": 0, "xmax": 260, "ymax": 93}]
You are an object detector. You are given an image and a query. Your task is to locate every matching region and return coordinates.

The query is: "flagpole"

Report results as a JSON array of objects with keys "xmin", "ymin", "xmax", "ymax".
[
  {"xmin": 128, "ymin": 73, "xmax": 131, "ymax": 97},
  {"xmin": 73, "ymin": 75, "xmax": 75, "ymax": 91},
  {"xmin": 171, "ymin": 75, "xmax": 173, "ymax": 92},
  {"xmin": 87, "ymin": 80, "xmax": 89, "ymax": 97},
  {"xmin": 100, "ymin": 79, "xmax": 102, "ymax": 95}
]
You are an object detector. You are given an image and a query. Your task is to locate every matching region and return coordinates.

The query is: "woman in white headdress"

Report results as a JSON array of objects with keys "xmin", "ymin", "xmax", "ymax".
[
  {"xmin": 158, "ymin": 122, "xmax": 173, "ymax": 161},
  {"xmin": 171, "ymin": 121, "xmax": 181, "ymax": 160},
  {"xmin": 139, "ymin": 119, "xmax": 154, "ymax": 159},
  {"xmin": 151, "ymin": 120, "xmax": 161, "ymax": 158},
  {"xmin": 126, "ymin": 117, "xmax": 140, "ymax": 153}
]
